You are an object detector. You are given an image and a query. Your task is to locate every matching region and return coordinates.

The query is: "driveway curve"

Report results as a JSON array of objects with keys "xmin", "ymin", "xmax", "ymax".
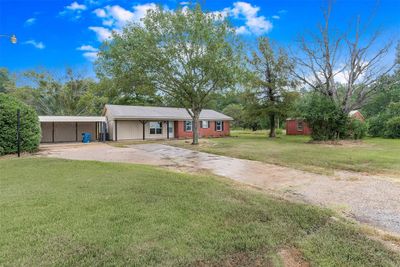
[{"xmin": 39, "ymin": 142, "xmax": 400, "ymax": 235}]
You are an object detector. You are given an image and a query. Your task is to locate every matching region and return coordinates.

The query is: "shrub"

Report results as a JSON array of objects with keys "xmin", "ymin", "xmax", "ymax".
[
  {"xmin": 367, "ymin": 115, "xmax": 386, "ymax": 137},
  {"xmin": 347, "ymin": 119, "xmax": 367, "ymax": 140},
  {"xmin": 275, "ymin": 128, "xmax": 283, "ymax": 135},
  {"xmin": 0, "ymin": 93, "xmax": 41, "ymax": 155},
  {"xmin": 384, "ymin": 116, "xmax": 400, "ymax": 138},
  {"xmin": 299, "ymin": 94, "xmax": 348, "ymax": 141}
]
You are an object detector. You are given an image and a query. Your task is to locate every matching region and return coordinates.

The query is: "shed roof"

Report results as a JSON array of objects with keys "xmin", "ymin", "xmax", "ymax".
[
  {"xmin": 39, "ymin": 116, "xmax": 106, "ymax": 123},
  {"xmin": 103, "ymin": 104, "xmax": 233, "ymax": 121}
]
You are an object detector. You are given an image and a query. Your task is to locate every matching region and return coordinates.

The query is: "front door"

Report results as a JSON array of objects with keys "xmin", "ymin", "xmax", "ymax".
[{"xmin": 168, "ymin": 121, "xmax": 174, "ymax": 138}]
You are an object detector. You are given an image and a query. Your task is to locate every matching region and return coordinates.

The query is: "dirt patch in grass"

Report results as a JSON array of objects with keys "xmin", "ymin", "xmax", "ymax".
[
  {"xmin": 278, "ymin": 248, "xmax": 310, "ymax": 267},
  {"xmin": 307, "ymin": 139, "xmax": 370, "ymax": 148},
  {"xmin": 192, "ymin": 250, "xmax": 272, "ymax": 267}
]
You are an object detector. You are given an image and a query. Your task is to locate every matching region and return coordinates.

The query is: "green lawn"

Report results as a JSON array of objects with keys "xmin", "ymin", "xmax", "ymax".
[
  {"xmin": 1, "ymin": 158, "xmax": 399, "ymax": 266},
  {"xmin": 171, "ymin": 130, "xmax": 400, "ymax": 176}
]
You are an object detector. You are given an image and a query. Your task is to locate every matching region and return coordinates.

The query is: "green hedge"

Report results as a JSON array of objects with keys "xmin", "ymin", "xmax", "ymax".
[
  {"xmin": 299, "ymin": 94, "xmax": 349, "ymax": 141},
  {"xmin": 385, "ymin": 116, "xmax": 400, "ymax": 138},
  {"xmin": 0, "ymin": 93, "xmax": 41, "ymax": 155}
]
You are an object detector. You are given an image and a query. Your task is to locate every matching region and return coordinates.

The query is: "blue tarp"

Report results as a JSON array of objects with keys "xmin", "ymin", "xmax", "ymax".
[{"xmin": 82, "ymin": 133, "xmax": 91, "ymax": 143}]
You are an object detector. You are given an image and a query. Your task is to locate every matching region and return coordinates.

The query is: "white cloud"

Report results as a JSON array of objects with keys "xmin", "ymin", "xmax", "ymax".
[
  {"xmin": 272, "ymin": 15, "xmax": 280, "ymax": 20},
  {"xmin": 89, "ymin": 26, "xmax": 112, "ymax": 41},
  {"xmin": 23, "ymin": 40, "xmax": 45, "ymax": 49},
  {"xmin": 93, "ymin": 8, "xmax": 106, "ymax": 18},
  {"xmin": 24, "ymin": 18, "xmax": 36, "ymax": 26},
  {"xmin": 278, "ymin": 9, "xmax": 287, "ymax": 14},
  {"xmin": 77, "ymin": 44, "xmax": 98, "ymax": 52},
  {"xmin": 230, "ymin": 2, "xmax": 272, "ymax": 35},
  {"xmin": 66, "ymin": 1, "xmax": 87, "ymax": 11},
  {"xmin": 83, "ymin": 52, "xmax": 98, "ymax": 61},
  {"xmin": 77, "ymin": 44, "xmax": 99, "ymax": 61},
  {"xmin": 93, "ymin": 3, "xmax": 157, "ymax": 28},
  {"xmin": 235, "ymin": 26, "xmax": 250, "ymax": 35},
  {"xmin": 60, "ymin": 1, "xmax": 87, "ymax": 19},
  {"xmin": 90, "ymin": 3, "xmax": 157, "ymax": 42}
]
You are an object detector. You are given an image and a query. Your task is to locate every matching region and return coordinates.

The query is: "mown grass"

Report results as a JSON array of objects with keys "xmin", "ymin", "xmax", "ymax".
[
  {"xmin": 170, "ymin": 130, "xmax": 400, "ymax": 176},
  {"xmin": 1, "ymin": 158, "xmax": 399, "ymax": 266}
]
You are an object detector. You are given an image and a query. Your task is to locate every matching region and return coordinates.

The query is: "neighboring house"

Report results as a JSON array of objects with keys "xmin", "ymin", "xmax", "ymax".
[
  {"xmin": 286, "ymin": 110, "xmax": 365, "ymax": 136},
  {"xmin": 39, "ymin": 104, "xmax": 232, "ymax": 143}
]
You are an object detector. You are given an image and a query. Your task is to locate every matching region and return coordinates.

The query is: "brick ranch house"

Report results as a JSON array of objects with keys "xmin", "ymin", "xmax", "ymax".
[
  {"xmin": 39, "ymin": 104, "xmax": 232, "ymax": 143},
  {"xmin": 286, "ymin": 110, "xmax": 365, "ymax": 135}
]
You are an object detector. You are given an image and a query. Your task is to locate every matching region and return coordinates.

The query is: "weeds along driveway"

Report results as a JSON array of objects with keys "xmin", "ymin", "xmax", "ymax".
[{"xmin": 39, "ymin": 142, "xmax": 400, "ymax": 235}]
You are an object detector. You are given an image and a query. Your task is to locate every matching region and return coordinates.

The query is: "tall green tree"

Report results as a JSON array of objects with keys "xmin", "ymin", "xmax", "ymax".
[
  {"xmin": 0, "ymin": 68, "xmax": 15, "ymax": 93},
  {"xmin": 246, "ymin": 37, "xmax": 296, "ymax": 137},
  {"xmin": 21, "ymin": 68, "xmax": 105, "ymax": 115},
  {"xmin": 96, "ymin": 4, "xmax": 241, "ymax": 144}
]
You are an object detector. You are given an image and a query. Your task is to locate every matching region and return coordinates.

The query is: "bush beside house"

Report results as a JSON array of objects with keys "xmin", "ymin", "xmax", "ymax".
[
  {"xmin": 367, "ymin": 103, "xmax": 400, "ymax": 138},
  {"xmin": 0, "ymin": 93, "xmax": 41, "ymax": 155}
]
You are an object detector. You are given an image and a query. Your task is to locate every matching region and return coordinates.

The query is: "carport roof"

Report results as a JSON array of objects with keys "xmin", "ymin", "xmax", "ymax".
[
  {"xmin": 39, "ymin": 116, "xmax": 106, "ymax": 122},
  {"xmin": 103, "ymin": 104, "xmax": 233, "ymax": 121}
]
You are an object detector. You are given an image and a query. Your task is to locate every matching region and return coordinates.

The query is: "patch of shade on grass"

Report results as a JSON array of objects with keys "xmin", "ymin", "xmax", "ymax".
[
  {"xmin": 170, "ymin": 130, "xmax": 400, "ymax": 176},
  {"xmin": 1, "ymin": 158, "xmax": 399, "ymax": 266}
]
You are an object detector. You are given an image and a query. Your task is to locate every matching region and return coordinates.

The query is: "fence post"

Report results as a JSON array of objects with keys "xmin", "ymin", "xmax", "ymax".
[{"xmin": 17, "ymin": 109, "xmax": 20, "ymax": 157}]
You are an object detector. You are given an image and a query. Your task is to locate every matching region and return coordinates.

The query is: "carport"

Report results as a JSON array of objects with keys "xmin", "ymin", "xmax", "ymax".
[{"xmin": 39, "ymin": 116, "xmax": 107, "ymax": 143}]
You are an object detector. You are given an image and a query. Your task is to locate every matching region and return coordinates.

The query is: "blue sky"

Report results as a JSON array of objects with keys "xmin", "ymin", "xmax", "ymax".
[{"xmin": 0, "ymin": 0, "xmax": 399, "ymax": 77}]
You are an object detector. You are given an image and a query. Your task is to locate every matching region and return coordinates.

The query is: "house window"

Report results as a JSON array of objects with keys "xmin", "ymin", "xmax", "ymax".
[
  {"xmin": 216, "ymin": 121, "xmax": 223, "ymax": 131},
  {"xmin": 297, "ymin": 121, "xmax": 304, "ymax": 131},
  {"xmin": 168, "ymin": 123, "xmax": 173, "ymax": 134},
  {"xmin": 184, "ymin": 121, "xmax": 192, "ymax": 132},
  {"xmin": 150, "ymin": 121, "xmax": 162, "ymax": 134},
  {"xmin": 201, "ymin": 121, "xmax": 209, "ymax": 128}
]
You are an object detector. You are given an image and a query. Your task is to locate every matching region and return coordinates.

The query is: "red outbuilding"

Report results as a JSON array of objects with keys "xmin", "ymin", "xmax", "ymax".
[
  {"xmin": 286, "ymin": 110, "xmax": 365, "ymax": 136},
  {"xmin": 285, "ymin": 119, "xmax": 312, "ymax": 135}
]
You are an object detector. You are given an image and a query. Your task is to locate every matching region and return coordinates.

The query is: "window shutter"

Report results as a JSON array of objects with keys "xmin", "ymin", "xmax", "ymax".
[
  {"xmin": 222, "ymin": 121, "xmax": 224, "ymax": 131},
  {"xmin": 183, "ymin": 121, "xmax": 186, "ymax": 132},
  {"xmin": 200, "ymin": 121, "xmax": 203, "ymax": 129},
  {"xmin": 214, "ymin": 121, "xmax": 217, "ymax": 131}
]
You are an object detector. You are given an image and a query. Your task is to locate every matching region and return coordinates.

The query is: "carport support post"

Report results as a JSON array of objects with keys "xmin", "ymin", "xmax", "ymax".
[
  {"xmin": 141, "ymin": 120, "xmax": 146, "ymax": 140},
  {"xmin": 102, "ymin": 122, "xmax": 106, "ymax": 142},
  {"xmin": 167, "ymin": 121, "xmax": 169, "ymax": 139},
  {"xmin": 75, "ymin": 122, "xmax": 78, "ymax": 142},
  {"xmin": 52, "ymin": 121, "xmax": 55, "ymax": 143},
  {"xmin": 115, "ymin": 120, "xmax": 118, "ymax": 141}
]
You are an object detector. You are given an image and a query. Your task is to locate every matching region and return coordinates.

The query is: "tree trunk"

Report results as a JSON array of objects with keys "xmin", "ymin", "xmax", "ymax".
[
  {"xmin": 192, "ymin": 112, "xmax": 200, "ymax": 145},
  {"xmin": 269, "ymin": 114, "xmax": 276, "ymax": 138}
]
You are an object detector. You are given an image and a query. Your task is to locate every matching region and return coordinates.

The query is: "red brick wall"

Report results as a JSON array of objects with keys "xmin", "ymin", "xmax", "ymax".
[
  {"xmin": 286, "ymin": 119, "xmax": 312, "ymax": 135},
  {"xmin": 350, "ymin": 111, "xmax": 365, "ymax": 122},
  {"xmin": 174, "ymin": 120, "xmax": 230, "ymax": 139}
]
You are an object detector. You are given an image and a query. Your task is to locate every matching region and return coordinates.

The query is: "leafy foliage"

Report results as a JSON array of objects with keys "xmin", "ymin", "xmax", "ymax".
[
  {"xmin": 222, "ymin": 103, "xmax": 245, "ymax": 128},
  {"xmin": 96, "ymin": 4, "xmax": 241, "ymax": 144},
  {"xmin": 366, "ymin": 97, "xmax": 400, "ymax": 138},
  {"xmin": 385, "ymin": 116, "xmax": 400, "ymax": 138},
  {"xmin": 298, "ymin": 93, "xmax": 349, "ymax": 141},
  {"xmin": 246, "ymin": 37, "xmax": 297, "ymax": 137},
  {"xmin": 0, "ymin": 93, "xmax": 40, "ymax": 155},
  {"xmin": 0, "ymin": 68, "xmax": 15, "ymax": 93},
  {"xmin": 347, "ymin": 119, "xmax": 367, "ymax": 140}
]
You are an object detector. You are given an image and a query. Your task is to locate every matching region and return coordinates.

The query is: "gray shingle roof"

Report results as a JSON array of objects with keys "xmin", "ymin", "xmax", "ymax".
[
  {"xmin": 39, "ymin": 116, "xmax": 106, "ymax": 122},
  {"xmin": 104, "ymin": 104, "xmax": 233, "ymax": 121}
]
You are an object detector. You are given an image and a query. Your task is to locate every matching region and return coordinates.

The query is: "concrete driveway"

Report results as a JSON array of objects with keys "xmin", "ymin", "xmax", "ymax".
[{"xmin": 39, "ymin": 142, "xmax": 400, "ymax": 235}]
